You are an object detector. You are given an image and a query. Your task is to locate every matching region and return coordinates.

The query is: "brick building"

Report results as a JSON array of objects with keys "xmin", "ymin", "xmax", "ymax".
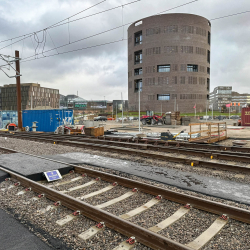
[
  {"xmin": 0, "ymin": 83, "xmax": 59, "ymax": 110},
  {"xmin": 128, "ymin": 13, "xmax": 211, "ymax": 113}
]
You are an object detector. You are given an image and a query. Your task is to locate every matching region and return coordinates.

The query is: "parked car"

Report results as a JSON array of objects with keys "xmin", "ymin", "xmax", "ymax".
[
  {"xmin": 229, "ymin": 115, "xmax": 240, "ymax": 119},
  {"xmin": 217, "ymin": 115, "xmax": 227, "ymax": 120},
  {"xmin": 94, "ymin": 116, "xmax": 107, "ymax": 121}
]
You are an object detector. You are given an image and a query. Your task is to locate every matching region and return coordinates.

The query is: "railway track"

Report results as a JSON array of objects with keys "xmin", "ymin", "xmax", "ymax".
[
  {"xmin": 0, "ymin": 147, "xmax": 250, "ymax": 249},
  {"xmin": 1, "ymin": 132, "xmax": 250, "ymax": 174}
]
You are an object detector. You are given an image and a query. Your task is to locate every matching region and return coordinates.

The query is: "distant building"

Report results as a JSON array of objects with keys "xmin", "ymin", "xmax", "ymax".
[
  {"xmin": 128, "ymin": 13, "xmax": 211, "ymax": 113},
  {"xmin": 231, "ymin": 91, "xmax": 250, "ymax": 108},
  {"xmin": 113, "ymin": 100, "xmax": 129, "ymax": 112},
  {"xmin": 0, "ymin": 83, "xmax": 59, "ymax": 110},
  {"xmin": 210, "ymin": 86, "xmax": 250, "ymax": 110},
  {"xmin": 209, "ymin": 86, "xmax": 232, "ymax": 110}
]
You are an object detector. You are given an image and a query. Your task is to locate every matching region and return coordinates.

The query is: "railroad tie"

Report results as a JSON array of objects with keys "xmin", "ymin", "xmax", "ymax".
[
  {"xmin": 56, "ymin": 210, "xmax": 81, "ymax": 226},
  {"xmin": 78, "ymin": 190, "xmax": 136, "ymax": 240},
  {"xmin": 78, "ymin": 222, "xmax": 105, "ymax": 240},
  {"xmin": 148, "ymin": 205, "xmax": 191, "ymax": 233},
  {"xmin": 186, "ymin": 215, "xmax": 229, "ymax": 250},
  {"xmin": 119, "ymin": 196, "xmax": 162, "ymax": 220},
  {"xmin": 60, "ymin": 179, "xmax": 97, "ymax": 194},
  {"xmin": 47, "ymin": 176, "xmax": 83, "ymax": 188},
  {"xmin": 95, "ymin": 191, "xmax": 136, "ymax": 209},
  {"xmin": 78, "ymin": 184, "xmax": 116, "ymax": 200},
  {"xmin": 113, "ymin": 236, "xmax": 136, "ymax": 250}
]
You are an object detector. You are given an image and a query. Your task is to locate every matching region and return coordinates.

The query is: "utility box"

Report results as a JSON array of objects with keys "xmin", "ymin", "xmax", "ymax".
[
  {"xmin": 22, "ymin": 109, "xmax": 74, "ymax": 132},
  {"xmin": 241, "ymin": 108, "xmax": 250, "ymax": 126}
]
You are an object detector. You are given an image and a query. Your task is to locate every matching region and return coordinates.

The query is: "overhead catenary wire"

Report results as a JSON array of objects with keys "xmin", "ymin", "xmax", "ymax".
[
  {"xmin": 22, "ymin": 39, "xmax": 126, "ymax": 63},
  {"xmin": 0, "ymin": 0, "xmax": 107, "ymax": 51},
  {"xmin": 20, "ymin": 8, "xmax": 250, "ymax": 65},
  {"xmin": 0, "ymin": 0, "xmax": 142, "ymax": 46},
  {"xmin": 20, "ymin": 0, "xmax": 200, "ymax": 61}
]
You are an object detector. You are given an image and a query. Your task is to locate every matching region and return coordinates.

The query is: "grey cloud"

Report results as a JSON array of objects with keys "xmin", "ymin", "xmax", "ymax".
[{"xmin": 0, "ymin": 0, "xmax": 250, "ymax": 100}]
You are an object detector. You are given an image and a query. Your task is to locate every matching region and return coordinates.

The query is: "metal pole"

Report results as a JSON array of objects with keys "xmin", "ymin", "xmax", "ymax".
[
  {"xmin": 229, "ymin": 106, "xmax": 230, "ymax": 119},
  {"xmin": 121, "ymin": 93, "xmax": 124, "ymax": 127},
  {"xmin": 212, "ymin": 103, "xmax": 213, "ymax": 120},
  {"xmin": 161, "ymin": 104, "xmax": 162, "ymax": 116},
  {"xmin": 116, "ymin": 103, "xmax": 117, "ymax": 121},
  {"xmin": 174, "ymin": 97, "xmax": 176, "ymax": 112},
  {"xmin": 15, "ymin": 50, "xmax": 22, "ymax": 129},
  {"xmin": 139, "ymin": 88, "xmax": 140, "ymax": 132},
  {"xmin": 31, "ymin": 93, "xmax": 32, "ymax": 110},
  {"xmin": 206, "ymin": 100, "xmax": 207, "ymax": 122}
]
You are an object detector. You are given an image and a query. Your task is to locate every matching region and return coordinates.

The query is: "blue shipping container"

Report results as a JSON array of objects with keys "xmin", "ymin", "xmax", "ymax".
[
  {"xmin": 0, "ymin": 111, "xmax": 18, "ymax": 129},
  {"xmin": 22, "ymin": 109, "xmax": 74, "ymax": 132}
]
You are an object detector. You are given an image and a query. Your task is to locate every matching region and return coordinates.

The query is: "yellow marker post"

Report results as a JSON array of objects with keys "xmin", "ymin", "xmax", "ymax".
[
  {"xmin": 210, "ymin": 156, "xmax": 213, "ymax": 159},
  {"xmin": 191, "ymin": 162, "xmax": 194, "ymax": 167}
]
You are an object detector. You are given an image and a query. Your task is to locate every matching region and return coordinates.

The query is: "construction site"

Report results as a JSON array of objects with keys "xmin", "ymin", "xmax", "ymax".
[{"xmin": 0, "ymin": 1, "xmax": 250, "ymax": 250}]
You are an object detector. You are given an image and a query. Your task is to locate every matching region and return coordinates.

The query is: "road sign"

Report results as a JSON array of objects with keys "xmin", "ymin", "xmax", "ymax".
[{"xmin": 44, "ymin": 170, "xmax": 62, "ymax": 182}]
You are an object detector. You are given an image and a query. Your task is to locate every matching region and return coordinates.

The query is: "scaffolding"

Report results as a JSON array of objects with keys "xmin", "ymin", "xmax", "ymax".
[{"xmin": 189, "ymin": 122, "xmax": 227, "ymax": 143}]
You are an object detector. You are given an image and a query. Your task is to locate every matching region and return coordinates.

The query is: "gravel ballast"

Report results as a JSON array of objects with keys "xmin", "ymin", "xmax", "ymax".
[
  {"xmin": 1, "ymin": 137, "xmax": 250, "ymax": 185},
  {"xmin": 1, "ymin": 137, "xmax": 250, "ymax": 249},
  {"xmin": 0, "ymin": 179, "xmax": 152, "ymax": 250}
]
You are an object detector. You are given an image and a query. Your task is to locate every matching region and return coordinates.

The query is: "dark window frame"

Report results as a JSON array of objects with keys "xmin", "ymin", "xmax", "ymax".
[
  {"xmin": 134, "ymin": 79, "xmax": 142, "ymax": 92},
  {"xmin": 157, "ymin": 94, "xmax": 170, "ymax": 101},
  {"xmin": 157, "ymin": 64, "xmax": 170, "ymax": 72},
  {"xmin": 134, "ymin": 50, "xmax": 142, "ymax": 65},
  {"xmin": 134, "ymin": 68, "xmax": 142, "ymax": 76},
  {"xmin": 187, "ymin": 64, "xmax": 198, "ymax": 72},
  {"xmin": 134, "ymin": 31, "xmax": 142, "ymax": 46}
]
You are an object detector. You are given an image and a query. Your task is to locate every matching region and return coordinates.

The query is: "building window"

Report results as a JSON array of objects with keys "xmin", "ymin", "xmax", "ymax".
[
  {"xmin": 135, "ymin": 31, "xmax": 142, "ymax": 46},
  {"xmin": 134, "ymin": 50, "xmax": 142, "ymax": 64},
  {"xmin": 187, "ymin": 64, "xmax": 198, "ymax": 72},
  {"xmin": 157, "ymin": 65, "xmax": 170, "ymax": 72},
  {"xmin": 135, "ymin": 20, "xmax": 142, "ymax": 26},
  {"xmin": 134, "ymin": 79, "xmax": 142, "ymax": 92},
  {"xmin": 157, "ymin": 94, "xmax": 170, "ymax": 101},
  {"xmin": 180, "ymin": 76, "xmax": 185, "ymax": 84},
  {"xmin": 172, "ymin": 76, "xmax": 177, "ymax": 84},
  {"xmin": 148, "ymin": 95, "xmax": 155, "ymax": 101},
  {"xmin": 208, "ymin": 31, "xmax": 211, "ymax": 44},
  {"xmin": 207, "ymin": 67, "xmax": 210, "ymax": 75},
  {"xmin": 172, "ymin": 94, "xmax": 177, "ymax": 99},
  {"xmin": 207, "ymin": 50, "xmax": 210, "ymax": 63},
  {"xmin": 207, "ymin": 78, "xmax": 210, "ymax": 91},
  {"xmin": 134, "ymin": 68, "xmax": 142, "ymax": 76}
]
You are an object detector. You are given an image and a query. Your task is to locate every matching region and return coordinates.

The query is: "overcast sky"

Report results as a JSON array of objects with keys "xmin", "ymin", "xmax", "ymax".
[{"xmin": 0, "ymin": 0, "xmax": 249, "ymax": 101}]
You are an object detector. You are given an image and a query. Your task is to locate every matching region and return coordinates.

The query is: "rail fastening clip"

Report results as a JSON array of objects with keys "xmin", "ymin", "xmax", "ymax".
[
  {"xmin": 72, "ymin": 210, "xmax": 81, "ymax": 216},
  {"xmin": 54, "ymin": 201, "xmax": 61, "ymax": 206},
  {"xmin": 126, "ymin": 236, "xmax": 136, "ymax": 245},
  {"xmin": 96, "ymin": 222, "xmax": 105, "ymax": 229}
]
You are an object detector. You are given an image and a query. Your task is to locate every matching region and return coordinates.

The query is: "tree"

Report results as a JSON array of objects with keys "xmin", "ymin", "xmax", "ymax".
[{"xmin": 221, "ymin": 105, "xmax": 226, "ymax": 113}]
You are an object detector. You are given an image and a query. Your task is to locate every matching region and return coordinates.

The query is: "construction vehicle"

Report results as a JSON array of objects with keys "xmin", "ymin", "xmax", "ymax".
[
  {"xmin": 140, "ymin": 114, "xmax": 165, "ymax": 125},
  {"xmin": 161, "ymin": 129, "xmax": 186, "ymax": 141},
  {"xmin": 140, "ymin": 110, "xmax": 169, "ymax": 125}
]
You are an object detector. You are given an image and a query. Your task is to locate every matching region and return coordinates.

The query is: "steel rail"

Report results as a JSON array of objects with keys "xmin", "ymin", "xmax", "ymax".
[
  {"xmin": 0, "ymin": 166, "xmax": 192, "ymax": 250},
  {"xmin": 2, "ymin": 132, "xmax": 250, "ymax": 160},
  {"xmin": 0, "ymin": 146, "xmax": 250, "ymax": 225},
  {"xmin": 4, "ymin": 130, "xmax": 249, "ymax": 152},
  {"xmin": 2, "ymin": 133, "xmax": 250, "ymax": 174}
]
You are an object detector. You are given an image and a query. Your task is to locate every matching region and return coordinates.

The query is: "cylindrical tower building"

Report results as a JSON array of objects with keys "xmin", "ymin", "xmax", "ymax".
[{"xmin": 127, "ymin": 13, "xmax": 211, "ymax": 113}]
